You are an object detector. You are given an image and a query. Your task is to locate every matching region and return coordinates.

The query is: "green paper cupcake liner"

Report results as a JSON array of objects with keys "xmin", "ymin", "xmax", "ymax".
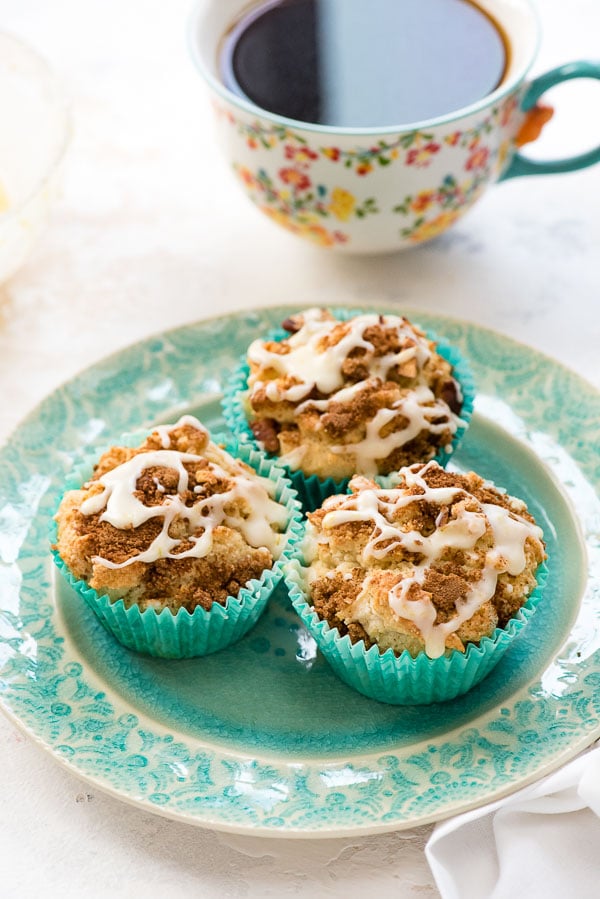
[
  {"xmin": 284, "ymin": 557, "xmax": 548, "ymax": 705},
  {"xmin": 223, "ymin": 355, "xmax": 348, "ymax": 512},
  {"xmin": 51, "ymin": 433, "xmax": 303, "ymax": 659},
  {"xmin": 221, "ymin": 307, "xmax": 475, "ymax": 511}
]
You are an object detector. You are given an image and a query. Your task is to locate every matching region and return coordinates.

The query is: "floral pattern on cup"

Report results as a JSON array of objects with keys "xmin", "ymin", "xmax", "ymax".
[
  {"xmin": 234, "ymin": 164, "xmax": 381, "ymax": 246},
  {"xmin": 213, "ymin": 93, "xmax": 524, "ymax": 250},
  {"xmin": 393, "ymin": 171, "xmax": 490, "ymax": 242},
  {"xmin": 216, "ymin": 96, "xmax": 519, "ymax": 170},
  {"xmin": 234, "ymin": 156, "xmax": 493, "ymax": 246}
]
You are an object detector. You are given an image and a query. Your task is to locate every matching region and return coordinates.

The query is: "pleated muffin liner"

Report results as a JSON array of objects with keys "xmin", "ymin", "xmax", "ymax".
[
  {"xmin": 284, "ymin": 557, "xmax": 549, "ymax": 705},
  {"xmin": 221, "ymin": 308, "xmax": 475, "ymax": 511},
  {"xmin": 51, "ymin": 434, "xmax": 303, "ymax": 659}
]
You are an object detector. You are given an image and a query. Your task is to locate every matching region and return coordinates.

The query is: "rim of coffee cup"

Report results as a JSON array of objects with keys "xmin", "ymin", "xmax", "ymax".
[{"xmin": 188, "ymin": 0, "xmax": 541, "ymax": 136}]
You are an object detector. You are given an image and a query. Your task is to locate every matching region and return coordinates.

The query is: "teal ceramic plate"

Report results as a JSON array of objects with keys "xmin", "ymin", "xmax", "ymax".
[{"xmin": 1, "ymin": 305, "xmax": 599, "ymax": 837}]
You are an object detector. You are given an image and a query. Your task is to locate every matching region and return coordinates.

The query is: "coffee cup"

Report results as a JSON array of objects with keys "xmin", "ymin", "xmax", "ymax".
[{"xmin": 189, "ymin": 0, "xmax": 600, "ymax": 254}]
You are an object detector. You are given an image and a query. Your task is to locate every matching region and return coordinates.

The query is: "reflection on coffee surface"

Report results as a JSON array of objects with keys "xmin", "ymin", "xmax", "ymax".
[{"xmin": 220, "ymin": 0, "xmax": 508, "ymax": 128}]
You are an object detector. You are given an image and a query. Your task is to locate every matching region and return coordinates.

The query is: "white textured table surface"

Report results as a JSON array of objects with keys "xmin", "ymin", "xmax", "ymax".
[{"xmin": 1, "ymin": 0, "xmax": 599, "ymax": 896}]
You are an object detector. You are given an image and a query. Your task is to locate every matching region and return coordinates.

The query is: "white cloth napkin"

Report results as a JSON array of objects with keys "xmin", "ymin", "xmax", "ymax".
[{"xmin": 426, "ymin": 744, "xmax": 600, "ymax": 899}]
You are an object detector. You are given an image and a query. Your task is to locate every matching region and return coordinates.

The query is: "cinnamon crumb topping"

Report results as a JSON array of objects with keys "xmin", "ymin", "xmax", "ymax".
[
  {"xmin": 246, "ymin": 308, "xmax": 465, "ymax": 479},
  {"xmin": 302, "ymin": 462, "xmax": 545, "ymax": 658}
]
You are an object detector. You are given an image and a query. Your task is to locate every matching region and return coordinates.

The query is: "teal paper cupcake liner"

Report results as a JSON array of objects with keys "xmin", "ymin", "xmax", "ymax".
[
  {"xmin": 223, "ymin": 359, "xmax": 348, "ymax": 512},
  {"xmin": 284, "ymin": 557, "xmax": 548, "ymax": 705},
  {"xmin": 51, "ymin": 434, "xmax": 303, "ymax": 659},
  {"xmin": 421, "ymin": 330, "xmax": 475, "ymax": 468},
  {"xmin": 221, "ymin": 307, "xmax": 475, "ymax": 511}
]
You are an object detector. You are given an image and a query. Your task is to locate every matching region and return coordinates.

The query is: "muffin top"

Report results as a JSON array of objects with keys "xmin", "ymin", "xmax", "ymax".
[
  {"xmin": 246, "ymin": 308, "xmax": 464, "ymax": 480},
  {"xmin": 303, "ymin": 461, "xmax": 545, "ymax": 658},
  {"xmin": 54, "ymin": 416, "xmax": 290, "ymax": 612}
]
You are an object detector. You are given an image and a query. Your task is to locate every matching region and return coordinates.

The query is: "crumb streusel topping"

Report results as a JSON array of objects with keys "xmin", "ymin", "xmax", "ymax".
[
  {"xmin": 54, "ymin": 416, "xmax": 289, "ymax": 612},
  {"xmin": 303, "ymin": 461, "xmax": 545, "ymax": 658},
  {"xmin": 246, "ymin": 308, "xmax": 464, "ymax": 479}
]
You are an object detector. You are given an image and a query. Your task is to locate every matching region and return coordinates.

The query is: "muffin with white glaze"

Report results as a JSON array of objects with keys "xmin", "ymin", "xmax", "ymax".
[
  {"xmin": 223, "ymin": 307, "xmax": 474, "ymax": 509},
  {"xmin": 285, "ymin": 461, "xmax": 547, "ymax": 704},
  {"xmin": 52, "ymin": 416, "xmax": 302, "ymax": 658}
]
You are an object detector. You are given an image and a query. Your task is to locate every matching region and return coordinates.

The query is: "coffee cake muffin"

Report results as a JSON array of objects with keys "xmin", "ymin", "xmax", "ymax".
[
  {"xmin": 52, "ymin": 415, "xmax": 301, "ymax": 657},
  {"xmin": 285, "ymin": 461, "xmax": 547, "ymax": 704},
  {"xmin": 223, "ymin": 307, "xmax": 474, "ymax": 509}
]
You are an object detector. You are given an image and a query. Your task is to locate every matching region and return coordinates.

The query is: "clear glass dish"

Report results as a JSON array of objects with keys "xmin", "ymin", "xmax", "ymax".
[{"xmin": 0, "ymin": 31, "xmax": 70, "ymax": 282}]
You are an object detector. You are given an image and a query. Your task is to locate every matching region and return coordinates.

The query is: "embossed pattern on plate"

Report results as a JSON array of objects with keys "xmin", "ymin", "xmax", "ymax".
[{"xmin": 0, "ymin": 305, "xmax": 599, "ymax": 836}]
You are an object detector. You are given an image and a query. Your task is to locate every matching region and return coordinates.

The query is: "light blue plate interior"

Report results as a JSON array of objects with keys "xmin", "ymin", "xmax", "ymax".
[
  {"xmin": 1, "ymin": 305, "xmax": 599, "ymax": 836},
  {"xmin": 56, "ymin": 407, "xmax": 581, "ymax": 756}
]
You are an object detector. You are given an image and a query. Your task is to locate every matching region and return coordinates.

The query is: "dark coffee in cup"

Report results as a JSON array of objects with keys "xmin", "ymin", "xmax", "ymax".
[{"xmin": 219, "ymin": 0, "xmax": 509, "ymax": 128}]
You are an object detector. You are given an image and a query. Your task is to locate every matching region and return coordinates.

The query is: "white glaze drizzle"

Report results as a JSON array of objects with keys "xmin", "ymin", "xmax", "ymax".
[
  {"xmin": 318, "ymin": 462, "xmax": 544, "ymax": 658},
  {"xmin": 79, "ymin": 424, "xmax": 288, "ymax": 569},
  {"xmin": 152, "ymin": 415, "xmax": 209, "ymax": 448},
  {"xmin": 329, "ymin": 386, "xmax": 458, "ymax": 476},
  {"xmin": 248, "ymin": 309, "xmax": 460, "ymax": 471},
  {"xmin": 248, "ymin": 309, "xmax": 432, "ymax": 402},
  {"xmin": 295, "ymin": 378, "xmax": 368, "ymax": 413},
  {"xmin": 280, "ymin": 383, "xmax": 457, "ymax": 474}
]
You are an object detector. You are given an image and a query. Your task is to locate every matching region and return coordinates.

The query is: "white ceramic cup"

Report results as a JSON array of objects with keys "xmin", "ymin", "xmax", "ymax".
[{"xmin": 189, "ymin": 0, "xmax": 600, "ymax": 254}]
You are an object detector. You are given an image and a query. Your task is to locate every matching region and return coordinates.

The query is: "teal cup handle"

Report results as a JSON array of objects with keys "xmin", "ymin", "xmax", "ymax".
[{"xmin": 502, "ymin": 61, "xmax": 600, "ymax": 179}]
